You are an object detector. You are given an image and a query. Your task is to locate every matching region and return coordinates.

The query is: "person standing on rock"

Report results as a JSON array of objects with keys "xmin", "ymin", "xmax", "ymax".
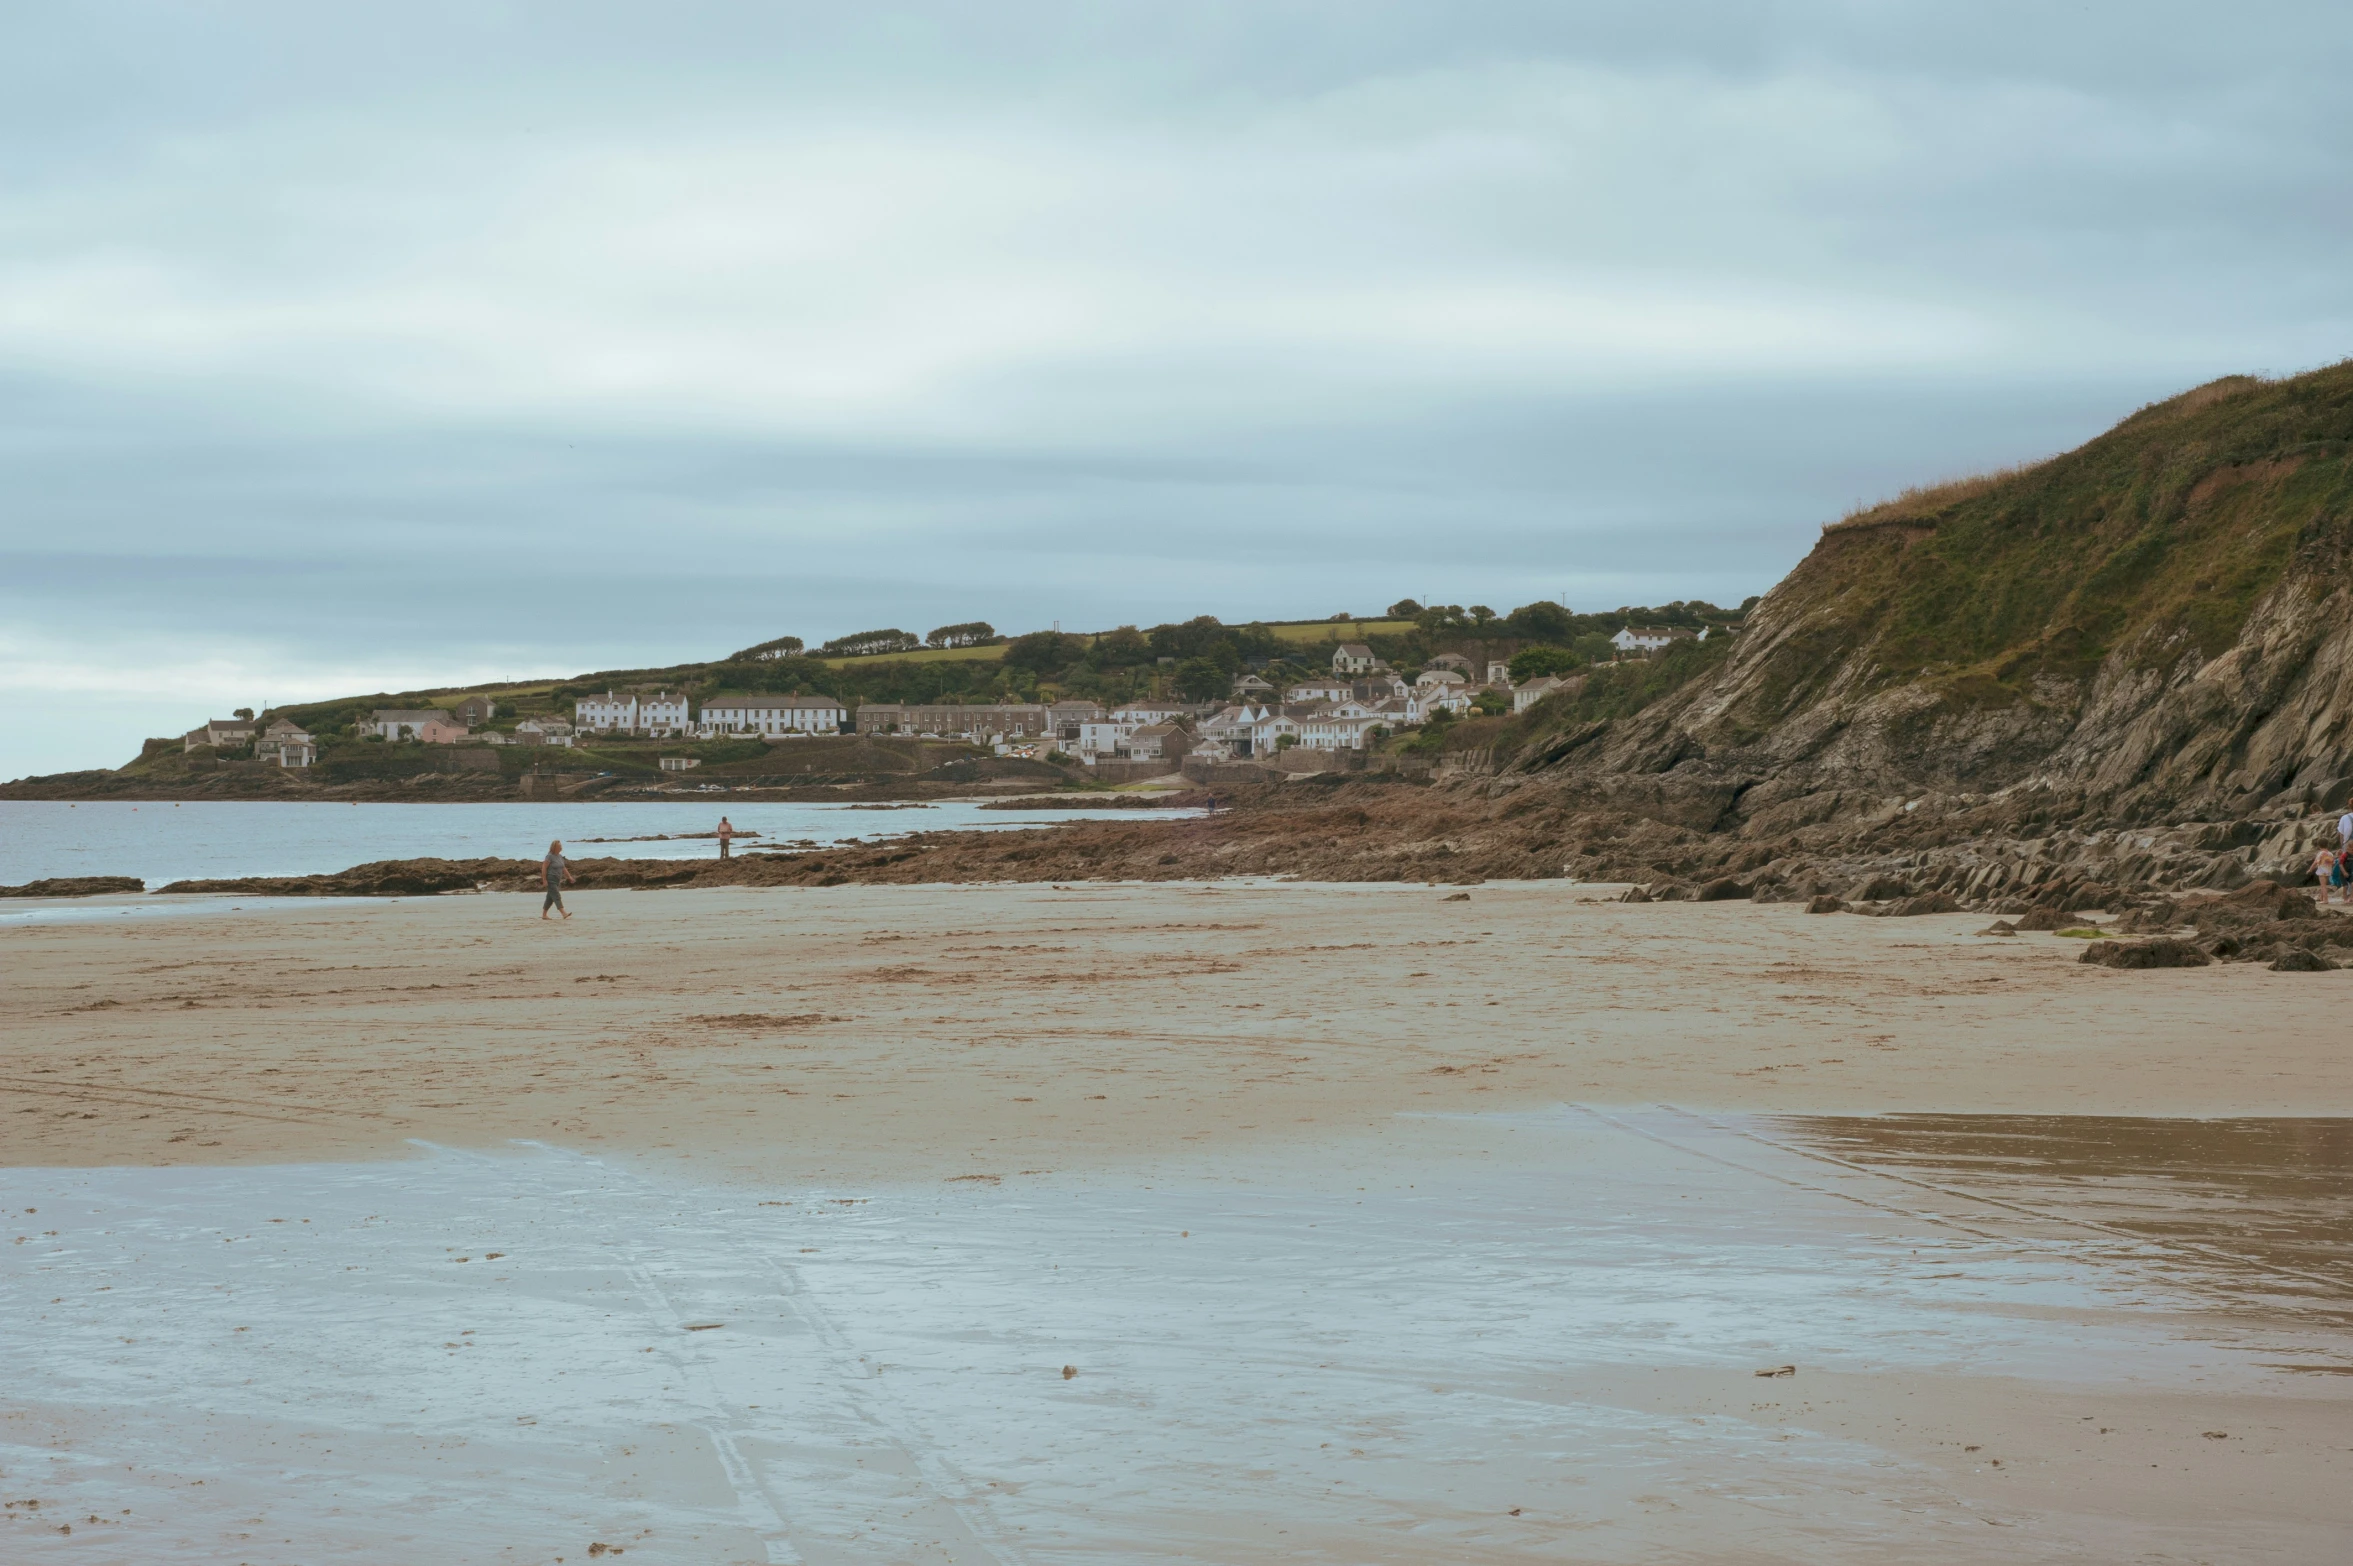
[
  {"xmin": 542, "ymin": 839, "xmax": 574, "ymax": 920},
  {"xmin": 717, "ymin": 815, "xmax": 736, "ymax": 861},
  {"xmin": 2338, "ymin": 805, "xmax": 2352, "ymax": 858}
]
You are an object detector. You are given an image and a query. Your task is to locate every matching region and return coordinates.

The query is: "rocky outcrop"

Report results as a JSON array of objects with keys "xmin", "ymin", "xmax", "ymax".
[{"xmin": 0, "ymin": 875, "xmax": 144, "ymax": 897}]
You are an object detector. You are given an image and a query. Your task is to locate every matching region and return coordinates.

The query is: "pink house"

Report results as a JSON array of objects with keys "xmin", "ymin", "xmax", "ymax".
[{"xmin": 419, "ymin": 716, "xmax": 472, "ymax": 745}]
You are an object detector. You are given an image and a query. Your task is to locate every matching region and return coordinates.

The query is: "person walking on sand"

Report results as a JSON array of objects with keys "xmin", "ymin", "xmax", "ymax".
[
  {"xmin": 542, "ymin": 838, "xmax": 574, "ymax": 919},
  {"xmin": 717, "ymin": 815, "xmax": 736, "ymax": 861}
]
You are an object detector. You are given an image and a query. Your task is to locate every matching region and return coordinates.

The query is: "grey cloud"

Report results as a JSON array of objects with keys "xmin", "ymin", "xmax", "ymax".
[{"xmin": 1, "ymin": 2, "xmax": 2347, "ymax": 775}]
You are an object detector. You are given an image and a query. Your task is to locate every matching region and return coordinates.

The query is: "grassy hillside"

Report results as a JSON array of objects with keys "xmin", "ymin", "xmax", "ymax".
[
  {"xmin": 1476, "ymin": 361, "xmax": 2353, "ymax": 773},
  {"xmin": 1755, "ymin": 366, "xmax": 2353, "ymax": 720}
]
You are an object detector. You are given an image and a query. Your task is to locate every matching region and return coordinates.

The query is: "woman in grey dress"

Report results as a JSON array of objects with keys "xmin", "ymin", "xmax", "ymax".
[{"xmin": 542, "ymin": 839, "xmax": 574, "ymax": 919}]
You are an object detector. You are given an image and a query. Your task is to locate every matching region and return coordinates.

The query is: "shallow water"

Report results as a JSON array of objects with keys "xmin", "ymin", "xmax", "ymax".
[
  {"xmin": 0, "ymin": 800, "xmax": 1191, "ymax": 888},
  {"xmin": 3, "ymin": 1111, "xmax": 2346, "ymax": 1563}
]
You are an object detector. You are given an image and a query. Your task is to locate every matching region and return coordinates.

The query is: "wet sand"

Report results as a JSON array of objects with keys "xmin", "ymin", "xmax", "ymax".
[
  {"xmin": 5, "ymin": 884, "xmax": 2350, "ymax": 1561},
  {"xmin": 4, "ymin": 882, "xmax": 2350, "ymax": 1179}
]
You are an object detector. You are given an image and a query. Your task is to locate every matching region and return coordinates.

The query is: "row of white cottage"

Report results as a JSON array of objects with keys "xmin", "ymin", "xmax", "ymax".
[{"xmin": 576, "ymin": 691, "xmax": 847, "ymax": 738}]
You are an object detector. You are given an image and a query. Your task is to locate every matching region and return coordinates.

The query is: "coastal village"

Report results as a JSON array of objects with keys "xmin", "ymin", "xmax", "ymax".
[{"xmin": 170, "ymin": 622, "xmax": 1734, "ymax": 785}]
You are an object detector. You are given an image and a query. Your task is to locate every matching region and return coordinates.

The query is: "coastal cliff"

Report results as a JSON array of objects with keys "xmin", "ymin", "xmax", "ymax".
[{"xmin": 1542, "ymin": 363, "xmax": 2353, "ymax": 818}]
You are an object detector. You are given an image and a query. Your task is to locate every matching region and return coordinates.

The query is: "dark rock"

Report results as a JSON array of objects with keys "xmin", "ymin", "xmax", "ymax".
[
  {"xmin": 2270, "ymin": 947, "xmax": 2336, "ymax": 972},
  {"xmin": 2202, "ymin": 934, "xmax": 2243, "ymax": 958},
  {"xmin": 1880, "ymin": 892, "xmax": 1962, "ymax": 917},
  {"xmin": 2080, "ymin": 938, "xmax": 2212, "ymax": 969},
  {"xmin": 0, "ymin": 875, "xmax": 144, "ymax": 898},
  {"xmin": 1980, "ymin": 920, "xmax": 2018, "ymax": 936},
  {"xmin": 1847, "ymin": 875, "xmax": 1912, "ymax": 903},
  {"xmin": 2014, "ymin": 907, "xmax": 2069, "ymax": 932},
  {"xmin": 1695, "ymin": 877, "xmax": 1752, "ymax": 902},
  {"xmin": 1805, "ymin": 894, "xmax": 1846, "ymax": 914},
  {"xmin": 1618, "ymin": 886, "xmax": 1652, "ymax": 903}
]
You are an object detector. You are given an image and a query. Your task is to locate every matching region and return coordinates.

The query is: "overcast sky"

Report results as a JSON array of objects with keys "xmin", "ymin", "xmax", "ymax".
[{"xmin": 3, "ymin": 2, "xmax": 2347, "ymax": 776}]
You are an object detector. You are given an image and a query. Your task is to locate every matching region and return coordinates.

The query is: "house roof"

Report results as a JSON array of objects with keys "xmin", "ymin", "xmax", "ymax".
[
  {"xmin": 1334, "ymin": 643, "xmax": 1373, "ymax": 658},
  {"xmin": 373, "ymin": 709, "xmax": 449, "ymax": 723},
  {"xmin": 704, "ymin": 693, "xmax": 844, "ymax": 710}
]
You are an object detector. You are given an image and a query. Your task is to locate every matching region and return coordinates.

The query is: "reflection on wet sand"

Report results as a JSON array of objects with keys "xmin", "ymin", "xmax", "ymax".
[
  {"xmin": 1761, "ymin": 1114, "xmax": 2353, "ymax": 1325},
  {"xmin": 4, "ymin": 1112, "xmax": 2351, "ymax": 1563}
]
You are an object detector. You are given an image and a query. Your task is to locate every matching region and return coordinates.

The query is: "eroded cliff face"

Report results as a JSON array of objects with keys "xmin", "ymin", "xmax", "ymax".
[{"xmin": 1528, "ymin": 364, "xmax": 2353, "ymax": 833}]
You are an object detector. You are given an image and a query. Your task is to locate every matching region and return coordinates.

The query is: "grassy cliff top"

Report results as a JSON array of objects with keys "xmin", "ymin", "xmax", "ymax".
[{"xmin": 1742, "ymin": 361, "xmax": 2353, "ymax": 718}]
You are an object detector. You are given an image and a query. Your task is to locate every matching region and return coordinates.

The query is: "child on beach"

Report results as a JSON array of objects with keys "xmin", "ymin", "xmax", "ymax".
[
  {"xmin": 542, "ymin": 839, "xmax": 574, "ymax": 919},
  {"xmin": 2312, "ymin": 845, "xmax": 2339, "ymax": 905}
]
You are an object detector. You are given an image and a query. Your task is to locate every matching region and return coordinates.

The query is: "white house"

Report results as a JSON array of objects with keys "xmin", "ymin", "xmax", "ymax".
[
  {"xmin": 255, "ymin": 719, "xmax": 315, "ymax": 767},
  {"xmin": 575, "ymin": 692, "xmax": 637, "ymax": 732},
  {"xmin": 1248, "ymin": 707, "xmax": 1305, "ymax": 752},
  {"xmin": 369, "ymin": 708, "xmax": 452, "ymax": 742},
  {"xmin": 1199, "ymin": 703, "xmax": 1267, "ymax": 756},
  {"xmin": 1414, "ymin": 668, "xmax": 1467, "ymax": 689},
  {"xmin": 1486, "ymin": 662, "xmax": 1514, "ymax": 687},
  {"xmin": 1610, "ymin": 626, "xmax": 1694, "ymax": 655},
  {"xmin": 1285, "ymin": 679, "xmax": 1352, "ymax": 703},
  {"xmin": 1076, "ymin": 719, "xmax": 1142, "ymax": 758},
  {"xmin": 1331, "ymin": 643, "xmax": 1377, "ymax": 674},
  {"xmin": 1293, "ymin": 710, "xmax": 1379, "ymax": 750},
  {"xmin": 638, "ymin": 692, "xmax": 691, "ymax": 735},
  {"xmin": 1110, "ymin": 701, "xmax": 1192, "ymax": 724},
  {"xmin": 699, "ymin": 693, "xmax": 846, "ymax": 736},
  {"xmin": 1424, "ymin": 685, "xmax": 1475, "ymax": 715},
  {"xmin": 1425, "ymin": 653, "xmax": 1474, "ymax": 674}
]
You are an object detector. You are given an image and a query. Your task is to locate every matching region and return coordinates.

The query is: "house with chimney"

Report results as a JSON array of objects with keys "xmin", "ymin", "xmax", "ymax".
[
  {"xmin": 699, "ymin": 693, "xmax": 846, "ymax": 736},
  {"xmin": 255, "ymin": 719, "xmax": 316, "ymax": 767},
  {"xmin": 183, "ymin": 717, "xmax": 257, "ymax": 751}
]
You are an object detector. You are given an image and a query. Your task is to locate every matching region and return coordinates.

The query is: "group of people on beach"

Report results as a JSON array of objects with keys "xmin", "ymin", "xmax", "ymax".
[{"xmin": 2310, "ymin": 808, "xmax": 2353, "ymax": 904}]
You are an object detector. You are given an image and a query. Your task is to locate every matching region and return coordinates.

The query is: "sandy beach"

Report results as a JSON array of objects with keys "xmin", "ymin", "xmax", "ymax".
[
  {"xmin": 6, "ymin": 883, "xmax": 2351, "ymax": 1563},
  {"xmin": 7, "ymin": 881, "xmax": 2350, "ymax": 1178}
]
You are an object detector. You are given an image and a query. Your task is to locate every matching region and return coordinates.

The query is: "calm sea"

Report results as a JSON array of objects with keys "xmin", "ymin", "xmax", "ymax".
[{"xmin": 0, "ymin": 799, "xmax": 1177, "ymax": 888}]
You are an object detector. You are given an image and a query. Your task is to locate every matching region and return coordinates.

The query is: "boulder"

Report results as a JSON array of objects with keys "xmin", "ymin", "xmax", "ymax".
[
  {"xmin": 1695, "ymin": 877, "xmax": 1752, "ymax": 902},
  {"xmin": 1805, "ymin": 895, "xmax": 1846, "ymax": 914},
  {"xmin": 2080, "ymin": 938, "xmax": 2212, "ymax": 969},
  {"xmin": 2014, "ymin": 907, "xmax": 2069, "ymax": 932},
  {"xmin": 2270, "ymin": 947, "xmax": 2336, "ymax": 972},
  {"xmin": 1979, "ymin": 920, "xmax": 2018, "ymax": 936},
  {"xmin": 1618, "ymin": 886, "xmax": 1653, "ymax": 904}
]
